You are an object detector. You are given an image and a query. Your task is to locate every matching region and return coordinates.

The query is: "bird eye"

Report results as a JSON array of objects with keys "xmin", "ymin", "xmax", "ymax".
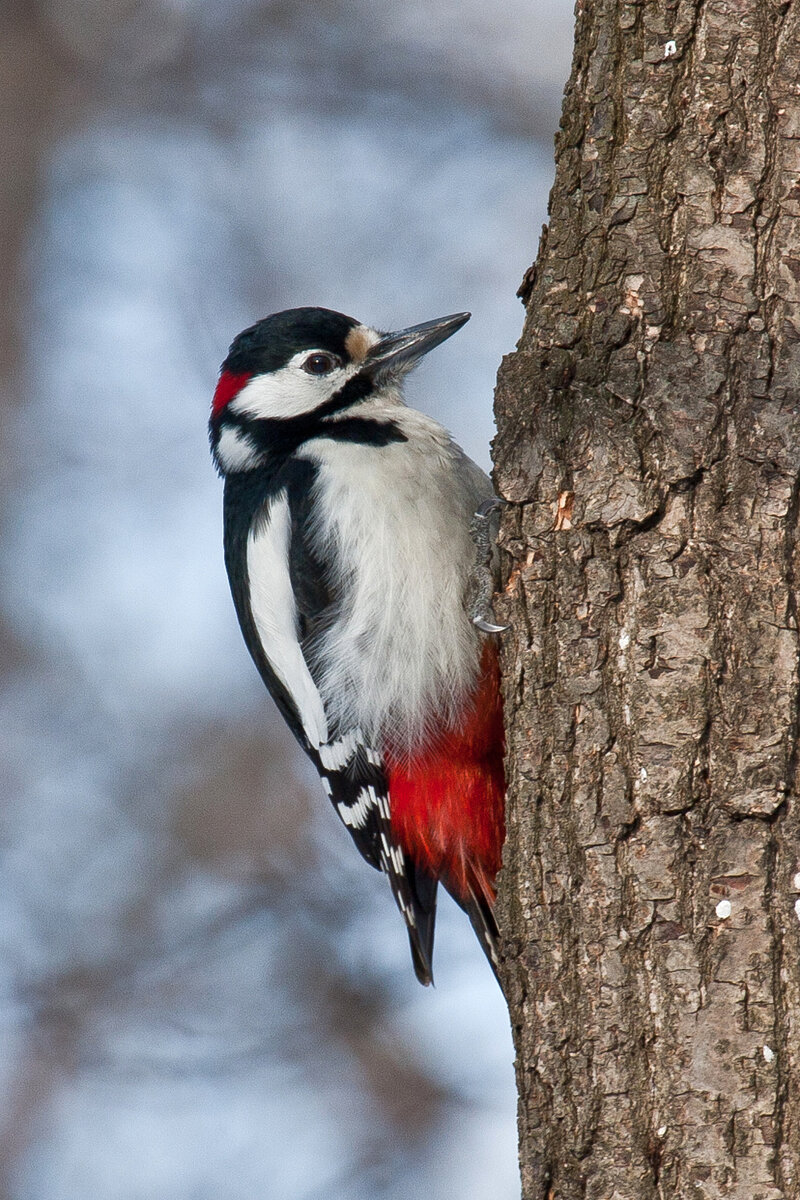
[{"xmin": 302, "ymin": 352, "xmax": 337, "ymax": 375}]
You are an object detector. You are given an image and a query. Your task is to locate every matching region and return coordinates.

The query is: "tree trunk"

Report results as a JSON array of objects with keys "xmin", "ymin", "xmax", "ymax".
[{"xmin": 493, "ymin": 1, "xmax": 800, "ymax": 1196}]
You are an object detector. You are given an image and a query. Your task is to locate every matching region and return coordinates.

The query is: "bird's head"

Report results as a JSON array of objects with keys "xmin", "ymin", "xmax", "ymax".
[{"xmin": 209, "ymin": 306, "xmax": 470, "ymax": 474}]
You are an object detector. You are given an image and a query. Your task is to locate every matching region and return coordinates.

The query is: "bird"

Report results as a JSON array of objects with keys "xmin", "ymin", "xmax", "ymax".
[{"xmin": 208, "ymin": 306, "xmax": 505, "ymax": 985}]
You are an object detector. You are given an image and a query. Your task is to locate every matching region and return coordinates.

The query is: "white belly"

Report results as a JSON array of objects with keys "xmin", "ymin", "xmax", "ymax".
[{"xmin": 300, "ymin": 405, "xmax": 491, "ymax": 754}]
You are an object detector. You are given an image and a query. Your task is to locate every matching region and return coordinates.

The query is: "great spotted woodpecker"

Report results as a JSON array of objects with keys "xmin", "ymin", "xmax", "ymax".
[{"xmin": 209, "ymin": 307, "xmax": 505, "ymax": 985}]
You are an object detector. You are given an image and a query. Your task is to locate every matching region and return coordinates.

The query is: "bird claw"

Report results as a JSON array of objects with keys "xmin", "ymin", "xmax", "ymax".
[
  {"xmin": 468, "ymin": 495, "xmax": 508, "ymax": 636},
  {"xmin": 473, "ymin": 616, "xmax": 508, "ymax": 634},
  {"xmin": 474, "ymin": 497, "xmax": 506, "ymax": 521}
]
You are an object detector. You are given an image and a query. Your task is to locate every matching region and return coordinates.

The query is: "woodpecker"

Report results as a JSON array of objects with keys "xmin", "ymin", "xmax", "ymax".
[{"xmin": 209, "ymin": 307, "xmax": 505, "ymax": 985}]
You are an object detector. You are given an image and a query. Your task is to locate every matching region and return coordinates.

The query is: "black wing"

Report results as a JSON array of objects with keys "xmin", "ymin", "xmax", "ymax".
[{"xmin": 222, "ymin": 463, "xmax": 438, "ymax": 983}]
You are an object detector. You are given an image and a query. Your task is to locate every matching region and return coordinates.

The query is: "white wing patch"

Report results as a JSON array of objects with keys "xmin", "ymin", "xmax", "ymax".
[
  {"xmin": 318, "ymin": 730, "xmax": 362, "ymax": 771},
  {"xmin": 247, "ymin": 491, "xmax": 328, "ymax": 748},
  {"xmin": 337, "ymin": 785, "xmax": 379, "ymax": 829}
]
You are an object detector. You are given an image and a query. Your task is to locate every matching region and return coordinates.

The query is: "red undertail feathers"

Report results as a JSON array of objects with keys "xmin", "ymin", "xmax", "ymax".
[{"xmin": 386, "ymin": 641, "xmax": 505, "ymax": 906}]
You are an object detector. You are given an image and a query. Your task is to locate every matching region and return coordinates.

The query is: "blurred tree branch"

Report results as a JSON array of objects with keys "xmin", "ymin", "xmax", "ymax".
[
  {"xmin": 494, "ymin": 0, "xmax": 800, "ymax": 1195},
  {"xmin": 0, "ymin": 3, "xmax": 67, "ymax": 377}
]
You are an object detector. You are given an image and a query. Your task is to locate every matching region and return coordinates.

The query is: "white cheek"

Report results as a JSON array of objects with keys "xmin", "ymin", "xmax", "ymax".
[
  {"xmin": 216, "ymin": 425, "xmax": 262, "ymax": 471},
  {"xmin": 230, "ymin": 359, "xmax": 355, "ymax": 420}
]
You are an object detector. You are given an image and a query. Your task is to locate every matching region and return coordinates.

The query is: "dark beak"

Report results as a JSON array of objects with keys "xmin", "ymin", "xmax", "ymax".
[{"xmin": 365, "ymin": 312, "xmax": 470, "ymax": 377}]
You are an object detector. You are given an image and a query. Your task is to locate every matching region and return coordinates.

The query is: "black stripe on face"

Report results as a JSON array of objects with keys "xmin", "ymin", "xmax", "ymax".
[
  {"xmin": 322, "ymin": 418, "xmax": 408, "ymax": 446},
  {"xmin": 210, "ymin": 363, "xmax": 374, "ymax": 448},
  {"xmin": 220, "ymin": 372, "xmax": 406, "ymax": 458},
  {"xmin": 238, "ymin": 413, "xmax": 407, "ymax": 456}
]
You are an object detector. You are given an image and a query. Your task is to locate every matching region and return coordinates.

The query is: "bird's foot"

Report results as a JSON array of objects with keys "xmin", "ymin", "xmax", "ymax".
[{"xmin": 468, "ymin": 497, "xmax": 508, "ymax": 634}]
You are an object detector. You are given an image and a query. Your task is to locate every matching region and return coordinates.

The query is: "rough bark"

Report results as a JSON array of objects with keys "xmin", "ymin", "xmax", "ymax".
[{"xmin": 493, "ymin": 1, "xmax": 800, "ymax": 1196}]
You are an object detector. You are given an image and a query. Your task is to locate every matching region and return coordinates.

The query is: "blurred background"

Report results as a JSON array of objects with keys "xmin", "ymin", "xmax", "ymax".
[{"xmin": 0, "ymin": 2, "xmax": 572, "ymax": 1197}]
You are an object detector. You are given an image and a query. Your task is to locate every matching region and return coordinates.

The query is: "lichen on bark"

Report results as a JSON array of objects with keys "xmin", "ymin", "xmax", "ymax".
[{"xmin": 493, "ymin": 1, "xmax": 800, "ymax": 1196}]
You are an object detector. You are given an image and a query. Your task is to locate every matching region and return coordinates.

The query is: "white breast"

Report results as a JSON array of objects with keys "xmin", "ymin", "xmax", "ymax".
[{"xmin": 299, "ymin": 402, "xmax": 492, "ymax": 756}]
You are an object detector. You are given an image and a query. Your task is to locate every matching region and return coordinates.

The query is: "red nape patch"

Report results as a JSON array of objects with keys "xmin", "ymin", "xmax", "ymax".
[
  {"xmin": 211, "ymin": 370, "xmax": 252, "ymax": 417},
  {"xmin": 386, "ymin": 642, "xmax": 505, "ymax": 905}
]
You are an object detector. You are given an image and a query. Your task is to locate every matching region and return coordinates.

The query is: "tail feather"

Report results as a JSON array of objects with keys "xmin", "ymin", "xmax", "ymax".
[
  {"xmin": 406, "ymin": 866, "xmax": 438, "ymax": 986},
  {"xmin": 454, "ymin": 878, "xmax": 503, "ymax": 991}
]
